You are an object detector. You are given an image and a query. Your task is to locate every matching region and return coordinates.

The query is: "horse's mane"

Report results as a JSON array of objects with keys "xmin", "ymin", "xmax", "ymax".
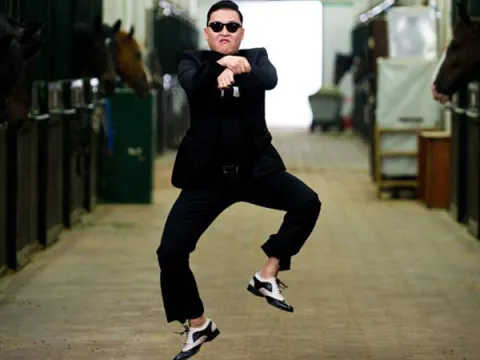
[
  {"xmin": 0, "ymin": 16, "xmax": 22, "ymax": 95},
  {"xmin": 72, "ymin": 22, "xmax": 96, "ymax": 40}
]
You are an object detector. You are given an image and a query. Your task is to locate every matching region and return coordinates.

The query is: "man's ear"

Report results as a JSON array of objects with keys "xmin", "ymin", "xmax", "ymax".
[{"xmin": 20, "ymin": 21, "xmax": 43, "ymax": 42}]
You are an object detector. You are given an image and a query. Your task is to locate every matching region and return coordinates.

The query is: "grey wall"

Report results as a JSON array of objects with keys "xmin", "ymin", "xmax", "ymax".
[{"xmin": 322, "ymin": 2, "xmax": 354, "ymax": 116}]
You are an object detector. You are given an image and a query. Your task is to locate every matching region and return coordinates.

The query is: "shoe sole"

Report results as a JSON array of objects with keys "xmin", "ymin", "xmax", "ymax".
[
  {"xmin": 247, "ymin": 284, "xmax": 294, "ymax": 313},
  {"xmin": 174, "ymin": 329, "xmax": 220, "ymax": 360},
  {"xmin": 247, "ymin": 284, "xmax": 263, "ymax": 297}
]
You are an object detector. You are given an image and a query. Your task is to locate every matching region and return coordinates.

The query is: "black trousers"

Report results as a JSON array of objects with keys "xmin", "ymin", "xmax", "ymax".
[{"xmin": 156, "ymin": 170, "xmax": 321, "ymax": 324}]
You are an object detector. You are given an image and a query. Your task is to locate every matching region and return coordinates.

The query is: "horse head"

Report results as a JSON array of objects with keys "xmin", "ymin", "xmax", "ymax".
[
  {"xmin": 0, "ymin": 16, "xmax": 43, "ymax": 125},
  {"xmin": 72, "ymin": 15, "xmax": 117, "ymax": 96},
  {"xmin": 433, "ymin": 1, "xmax": 480, "ymax": 96},
  {"xmin": 107, "ymin": 19, "xmax": 150, "ymax": 98},
  {"xmin": 334, "ymin": 53, "xmax": 354, "ymax": 86}
]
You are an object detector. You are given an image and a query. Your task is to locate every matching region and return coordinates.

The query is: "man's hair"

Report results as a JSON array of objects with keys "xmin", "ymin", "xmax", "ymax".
[{"xmin": 206, "ymin": 0, "xmax": 243, "ymax": 25}]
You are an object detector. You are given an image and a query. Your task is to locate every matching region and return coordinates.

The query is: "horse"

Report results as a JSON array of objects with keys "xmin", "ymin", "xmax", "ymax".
[
  {"xmin": 104, "ymin": 19, "xmax": 150, "ymax": 98},
  {"xmin": 433, "ymin": 1, "xmax": 480, "ymax": 97},
  {"xmin": 0, "ymin": 16, "xmax": 43, "ymax": 126},
  {"xmin": 334, "ymin": 53, "xmax": 353, "ymax": 86},
  {"xmin": 71, "ymin": 15, "xmax": 117, "ymax": 96}
]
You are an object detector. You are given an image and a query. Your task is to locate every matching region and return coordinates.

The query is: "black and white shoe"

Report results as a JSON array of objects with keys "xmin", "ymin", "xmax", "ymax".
[
  {"xmin": 173, "ymin": 318, "xmax": 220, "ymax": 360},
  {"xmin": 247, "ymin": 272, "xmax": 294, "ymax": 313}
]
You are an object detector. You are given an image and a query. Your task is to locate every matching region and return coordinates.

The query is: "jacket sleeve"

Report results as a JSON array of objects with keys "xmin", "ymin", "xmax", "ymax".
[
  {"xmin": 233, "ymin": 48, "xmax": 278, "ymax": 90},
  {"xmin": 178, "ymin": 51, "xmax": 226, "ymax": 92}
]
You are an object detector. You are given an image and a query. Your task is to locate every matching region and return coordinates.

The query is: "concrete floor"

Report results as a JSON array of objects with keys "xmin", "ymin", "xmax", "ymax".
[{"xmin": 1, "ymin": 131, "xmax": 480, "ymax": 360}]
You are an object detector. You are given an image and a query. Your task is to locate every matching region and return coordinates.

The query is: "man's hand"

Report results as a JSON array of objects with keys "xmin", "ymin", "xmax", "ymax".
[
  {"xmin": 217, "ymin": 68, "xmax": 235, "ymax": 89},
  {"xmin": 217, "ymin": 56, "xmax": 251, "ymax": 75},
  {"xmin": 431, "ymin": 84, "xmax": 449, "ymax": 104}
]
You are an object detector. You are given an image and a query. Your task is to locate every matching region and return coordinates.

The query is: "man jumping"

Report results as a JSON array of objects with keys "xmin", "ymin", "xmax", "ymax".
[{"xmin": 156, "ymin": 1, "xmax": 321, "ymax": 359}]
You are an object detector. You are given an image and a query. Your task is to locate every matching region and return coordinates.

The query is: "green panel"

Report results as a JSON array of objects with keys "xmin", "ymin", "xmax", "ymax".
[
  {"xmin": 0, "ymin": 0, "xmax": 13, "ymax": 16},
  {"xmin": 49, "ymin": 0, "xmax": 73, "ymax": 80},
  {"xmin": 155, "ymin": 16, "xmax": 181, "ymax": 74},
  {"xmin": 72, "ymin": 0, "xmax": 103, "ymax": 26},
  {"xmin": 351, "ymin": 23, "xmax": 369, "ymax": 60},
  {"xmin": 451, "ymin": 0, "xmax": 458, "ymax": 25},
  {"xmin": 154, "ymin": 14, "xmax": 198, "ymax": 74},
  {"xmin": 451, "ymin": 0, "xmax": 477, "ymax": 24},
  {"xmin": 15, "ymin": 0, "xmax": 53, "ymax": 80},
  {"xmin": 469, "ymin": 0, "xmax": 480, "ymax": 17},
  {"xmin": 12, "ymin": 0, "xmax": 104, "ymax": 80},
  {"xmin": 98, "ymin": 89, "xmax": 157, "ymax": 204}
]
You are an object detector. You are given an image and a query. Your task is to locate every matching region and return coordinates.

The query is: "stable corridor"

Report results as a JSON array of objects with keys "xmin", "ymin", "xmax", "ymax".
[{"xmin": 1, "ymin": 132, "xmax": 480, "ymax": 360}]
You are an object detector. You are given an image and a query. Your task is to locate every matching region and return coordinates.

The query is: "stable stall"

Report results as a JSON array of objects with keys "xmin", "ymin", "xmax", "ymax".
[
  {"xmin": 374, "ymin": 57, "xmax": 441, "ymax": 198},
  {"xmin": 6, "ymin": 116, "xmax": 40, "ymax": 271},
  {"xmin": 466, "ymin": 82, "xmax": 480, "ymax": 237},
  {"xmin": 0, "ymin": 124, "xmax": 7, "ymax": 276},
  {"xmin": 37, "ymin": 81, "xmax": 65, "ymax": 247},
  {"xmin": 448, "ymin": 87, "xmax": 469, "ymax": 223}
]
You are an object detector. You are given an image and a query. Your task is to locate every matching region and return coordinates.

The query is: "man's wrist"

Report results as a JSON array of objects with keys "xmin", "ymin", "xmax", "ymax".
[{"xmin": 217, "ymin": 55, "xmax": 229, "ymax": 65}]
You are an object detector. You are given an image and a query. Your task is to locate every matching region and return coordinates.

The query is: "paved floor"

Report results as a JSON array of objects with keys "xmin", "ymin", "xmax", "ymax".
[{"xmin": 1, "ymin": 131, "xmax": 480, "ymax": 360}]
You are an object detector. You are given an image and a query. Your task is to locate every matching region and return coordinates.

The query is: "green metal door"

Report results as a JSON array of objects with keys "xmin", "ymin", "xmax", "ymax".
[{"xmin": 98, "ymin": 89, "xmax": 157, "ymax": 204}]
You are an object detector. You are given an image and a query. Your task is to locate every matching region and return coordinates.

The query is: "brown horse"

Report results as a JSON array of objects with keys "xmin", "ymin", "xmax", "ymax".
[
  {"xmin": 433, "ymin": 1, "xmax": 480, "ymax": 97},
  {"xmin": 0, "ymin": 16, "xmax": 43, "ymax": 126},
  {"xmin": 108, "ymin": 20, "xmax": 150, "ymax": 98}
]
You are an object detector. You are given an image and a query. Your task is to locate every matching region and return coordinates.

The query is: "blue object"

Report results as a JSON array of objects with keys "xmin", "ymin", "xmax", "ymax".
[{"xmin": 104, "ymin": 98, "xmax": 114, "ymax": 154}]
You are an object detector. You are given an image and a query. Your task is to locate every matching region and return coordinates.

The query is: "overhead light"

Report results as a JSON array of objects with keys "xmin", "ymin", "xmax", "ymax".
[{"xmin": 359, "ymin": 0, "xmax": 395, "ymax": 23}]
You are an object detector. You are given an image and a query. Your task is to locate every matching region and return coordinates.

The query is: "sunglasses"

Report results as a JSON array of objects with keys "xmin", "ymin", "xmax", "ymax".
[{"xmin": 208, "ymin": 21, "xmax": 242, "ymax": 33}]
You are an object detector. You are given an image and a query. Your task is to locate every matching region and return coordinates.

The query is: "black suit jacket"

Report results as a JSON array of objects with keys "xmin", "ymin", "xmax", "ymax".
[{"xmin": 171, "ymin": 47, "xmax": 286, "ymax": 189}]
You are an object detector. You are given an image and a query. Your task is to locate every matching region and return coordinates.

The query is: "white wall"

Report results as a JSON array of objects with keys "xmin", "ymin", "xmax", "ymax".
[
  {"xmin": 196, "ymin": 0, "xmax": 216, "ymax": 48},
  {"xmin": 197, "ymin": 0, "xmax": 323, "ymax": 129}
]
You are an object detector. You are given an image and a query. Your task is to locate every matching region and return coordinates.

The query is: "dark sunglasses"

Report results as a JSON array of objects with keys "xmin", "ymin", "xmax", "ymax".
[{"xmin": 208, "ymin": 21, "xmax": 242, "ymax": 33}]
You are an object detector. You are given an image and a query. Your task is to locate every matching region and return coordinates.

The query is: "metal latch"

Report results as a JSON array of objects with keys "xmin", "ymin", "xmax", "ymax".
[{"xmin": 127, "ymin": 147, "xmax": 143, "ymax": 156}]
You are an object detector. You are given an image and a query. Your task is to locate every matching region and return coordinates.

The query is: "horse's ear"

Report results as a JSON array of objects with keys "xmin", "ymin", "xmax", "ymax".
[
  {"xmin": 21, "ymin": 40, "xmax": 43, "ymax": 61},
  {"xmin": 21, "ymin": 21, "xmax": 43, "ymax": 41},
  {"xmin": 456, "ymin": 0, "xmax": 471, "ymax": 25},
  {"xmin": 113, "ymin": 19, "xmax": 122, "ymax": 33},
  {"xmin": 0, "ymin": 34, "xmax": 15, "ymax": 55},
  {"xmin": 93, "ymin": 15, "xmax": 103, "ymax": 32},
  {"xmin": 7, "ymin": 17, "xmax": 21, "ymax": 28},
  {"xmin": 128, "ymin": 25, "xmax": 135, "ymax": 38}
]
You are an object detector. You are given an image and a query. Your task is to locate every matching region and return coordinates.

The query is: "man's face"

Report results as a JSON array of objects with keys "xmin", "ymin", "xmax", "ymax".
[{"xmin": 204, "ymin": 9, "xmax": 244, "ymax": 55}]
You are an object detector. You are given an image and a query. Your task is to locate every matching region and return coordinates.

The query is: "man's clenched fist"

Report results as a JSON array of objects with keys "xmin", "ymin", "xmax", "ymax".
[
  {"xmin": 217, "ymin": 68, "xmax": 235, "ymax": 89},
  {"xmin": 217, "ymin": 55, "xmax": 251, "ymax": 75}
]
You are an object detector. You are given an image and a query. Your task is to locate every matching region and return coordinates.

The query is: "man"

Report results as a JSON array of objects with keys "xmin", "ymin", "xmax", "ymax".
[{"xmin": 156, "ymin": 1, "xmax": 321, "ymax": 359}]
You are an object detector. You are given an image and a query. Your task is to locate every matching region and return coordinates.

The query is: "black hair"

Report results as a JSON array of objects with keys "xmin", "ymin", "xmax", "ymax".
[{"xmin": 206, "ymin": 0, "xmax": 243, "ymax": 25}]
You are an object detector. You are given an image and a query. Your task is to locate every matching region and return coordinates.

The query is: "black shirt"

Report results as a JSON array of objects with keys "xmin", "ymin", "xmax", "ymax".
[{"xmin": 216, "ymin": 88, "xmax": 247, "ymax": 165}]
